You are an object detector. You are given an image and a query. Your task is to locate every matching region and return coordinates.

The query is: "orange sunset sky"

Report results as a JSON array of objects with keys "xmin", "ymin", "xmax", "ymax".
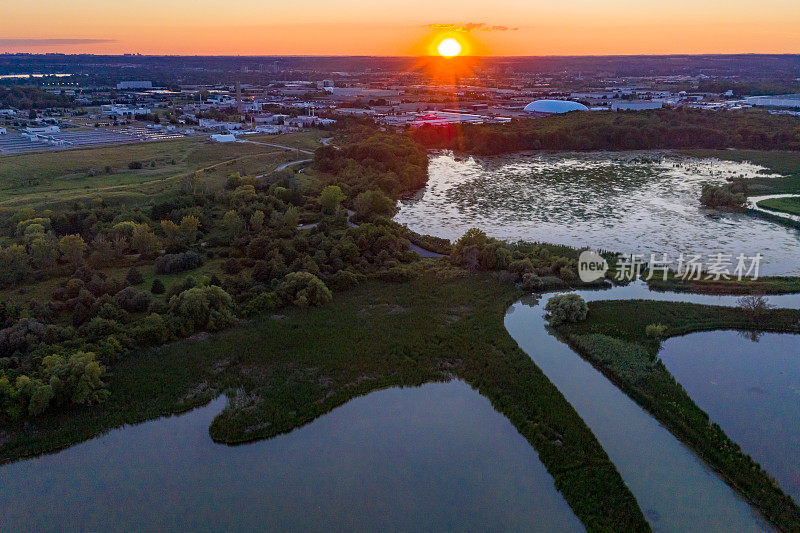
[{"xmin": 2, "ymin": 0, "xmax": 799, "ymax": 56}]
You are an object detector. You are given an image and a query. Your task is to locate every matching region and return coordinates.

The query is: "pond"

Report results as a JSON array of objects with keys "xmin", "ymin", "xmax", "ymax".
[
  {"xmin": 504, "ymin": 282, "xmax": 800, "ymax": 531},
  {"xmin": 0, "ymin": 381, "xmax": 582, "ymax": 532},
  {"xmin": 395, "ymin": 152, "xmax": 800, "ymax": 275},
  {"xmin": 659, "ymin": 331, "xmax": 800, "ymax": 501}
]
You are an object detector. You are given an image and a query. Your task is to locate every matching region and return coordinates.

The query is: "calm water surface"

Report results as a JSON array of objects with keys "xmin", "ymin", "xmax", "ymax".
[
  {"xmin": 504, "ymin": 282, "xmax": 800, "ymax": 531},
  {"xmin": 0, "ymin": 381, "xmax": 582, "ymax": 532},
  {"xmin": 396, "ymin": 152, "xmax": 800, "ymax": 275},
  {"xmin": 659, "ymin": 331, "xmax": 800, "ymax": 501}
]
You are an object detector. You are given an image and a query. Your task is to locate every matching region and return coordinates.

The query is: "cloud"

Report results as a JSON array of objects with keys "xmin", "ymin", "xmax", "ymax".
[
  {"xmin": 422, "ymin": 23, "xmax": 518, "ymax": 33},
  {"xmin": 0, "ymin": 38, "xmax": 115, "ymax": 46}
]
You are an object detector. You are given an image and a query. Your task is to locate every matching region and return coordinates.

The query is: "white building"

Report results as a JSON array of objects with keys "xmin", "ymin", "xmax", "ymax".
[
  {"xmin": 611, "ymin": 101, "xmax": 663, "ymax": 111},
  {"xmin": 745, "ymin": 94, "xmax": 800, "ymax": 109},
  {"xmin": 116, "ymin": 81, "xmax": 153, "ymax": 90},
  {"xmin": 101, "ymin": 104, "xmax": 151, "ymax": 117},
  {"xmin": 0, "ymin": 109, "xmax": 16, "ymax": 117},
  {"xmin": 24, "ymin": 126, "xmax": 60, "ymax": 135},
  {"xmin": 210, "ymin": 134, "xmax": 236, "ymax": 143},
  {"xmin": 0, "ymin": 128, "xmax": 6, "ymax": 135}
]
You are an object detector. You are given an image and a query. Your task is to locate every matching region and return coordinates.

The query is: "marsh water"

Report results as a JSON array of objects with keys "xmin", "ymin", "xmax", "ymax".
[
  {"xmin": 0, "ymin": 381, "xmax": 582, "ymax": 532},
  {"xmin": 505, "ymin": 283, "xmax": 800, "ymax": 532},
  {"xmin": 395, "ymin": 152, "xmax": 800, "ymax": 275},
  {"xmin": 659, "ymin": 331, "xmax": 800, "ymax": 501}
]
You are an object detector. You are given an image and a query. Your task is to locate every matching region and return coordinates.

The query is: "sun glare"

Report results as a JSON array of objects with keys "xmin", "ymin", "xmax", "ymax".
[{"xmin": 437, "ymin": 38, "xmax": 462, "ymax": 57}]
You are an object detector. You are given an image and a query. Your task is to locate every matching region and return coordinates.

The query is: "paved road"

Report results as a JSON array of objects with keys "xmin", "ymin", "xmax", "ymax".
[
  {"xmin": 275, "ymin": 158, "xmax": 312, "ymax": 171},
  {"xmin": 237, "ymin": 139, "xmax": 313, "ymax": 154}
]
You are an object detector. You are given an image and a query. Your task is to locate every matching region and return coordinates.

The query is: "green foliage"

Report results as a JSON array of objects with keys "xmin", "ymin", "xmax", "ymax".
[
  {"xmin": 168, "ymin": 285, "xmax": 237, "ymax": 332},
  {"xmin": 411, "ymin": 108, "xmax": 800, "ymax": 154},
  {"xmin": 319, "ymin": 185, "xmax": 345, "ymax": 214},
  {"xmin": 545, "ymin": 294, "xmax": 589, "ymax": 326},
  {"xmin": 125, "ymin": 267, "xmax": 144, "ymax": 285},
  {"xmin": 700, "ymin": 184, "xmax": 746, "ymax": 209},
  {"xmin": 155, "ymin": 252, "xmax": 202, "ymax": 274},
  {"xmin": 314, "ymin": 132, "xmax": 428, "ymax": 198},
  {"xmin": 150, "ymin": 278, "xmax": 166, "ymax": 295},
  {"xmin": 40, "ymin": 351, "xmax": 109, "ymax": 406},
  {"xmin": 276, "ymin": 272, "xmax": 333, "ymax": 308},
  {"xmin": 644, "ymin": 323, "xmax": 667, "ymax": 338},
  {"xmin": 757, "ymin": 196, "xmax": 800, "ymax": 217},
  {"xmin": 354, "ymin": 189, "xmax": 397, "ymax": 220},
  {"xmin": 242, "ymin": 292, "xmax": 281, "ymax": 317}
]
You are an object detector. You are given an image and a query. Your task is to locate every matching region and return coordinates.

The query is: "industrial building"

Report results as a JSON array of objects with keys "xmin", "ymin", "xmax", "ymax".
[
  {"xmin": 745, "ymin": 94, "xmax": 800, "ymax": 109},
  {"xmin": 610, "ymin": 101, "xmax": 663, "ymax": 111},
  {"xmin": 116, "ymin": 81, "xmax": 153, "ymax": 90},
  {"xmin": 523, "ymin": 100, "xmax": 588, "ymax": 116}
]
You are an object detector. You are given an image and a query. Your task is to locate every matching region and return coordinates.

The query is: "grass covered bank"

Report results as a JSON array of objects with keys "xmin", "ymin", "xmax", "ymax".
[
  {"xmin": 555, "ymin": 299, "xmax": 800, "ymax": 531},
  {"xmin": 0, "ymin": 270, "xmax": 649, "ymax": 532},
  {"xmin": 758, "ymin": 196, "xmax": 800, "ymax": 217}
]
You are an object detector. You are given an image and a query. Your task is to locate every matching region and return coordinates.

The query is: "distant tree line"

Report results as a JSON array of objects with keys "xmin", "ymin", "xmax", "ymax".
[
  {"xmin": 0, "ymin": 86, "xmax": 73, "ymax": 110},
  {"xmin": 410, "ymin": 108, "xmax": 800, "ymax": 155}
]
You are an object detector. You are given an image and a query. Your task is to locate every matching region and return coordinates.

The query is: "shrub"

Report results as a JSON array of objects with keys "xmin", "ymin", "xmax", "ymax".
[
  {"xmin": 128, "ymin": 161, "xmax": 143, "ymax": 170},
  {"xmin": 327, "ymin": 270, "xmax": 364, "ymax": 291},
  {"xmin": 354, "ymin": 189, "xmax": 396, "ymax": 220},
  {"xmin": 276, "ymin": 271, "xmax": 332, "ymax": 308},
  {"xmin": 169, "ymin": 285, "xmax": 237, "ymax": 332},
  {"xmin": 150, "ymin": 278, "xmax": 165, "ymax": 295},
  {"xmin": 155, "ymin": 252, "xmax": 202, "ymax": 274},
  {"xmin": 114, "ymin": 286, "xmax": 153, "ymax": 312},
  {"xmin": 645, "ymin": 323, "xmax": 668, "ymax": 338},
  {"xmin": 125, "ymin": 266, "xmax": 144, "ymax": 285},
  {"xmin": 700, "ymin": 184, "xmax": 746, "ymax": 209},
  {"xmin": 242, "ymin": 291, "xmax": 281, "ymax": 316},
  {"xmin": 544, "ymin": 294, "xmax": 588, "ymax": 326},
  {"xmin": 40, "ymin": 351, "xmax": 109, "ymax": 406},
  {"xmin": 519, "ymin": 272, "xmax": 544, "ymax": 291}
]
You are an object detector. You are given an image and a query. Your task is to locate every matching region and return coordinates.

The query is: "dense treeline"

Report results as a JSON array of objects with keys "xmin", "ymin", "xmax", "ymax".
[
  {"xmin": 314, "ymin": 128, "xmax": 429, "ymax": 198},
  {"xmin": 410, "ymin": 108, "xmax": 800, "ymax": 155},
  {"xmin": 0, "ymin": 87, "xmax": 73, "ymax": 110}
]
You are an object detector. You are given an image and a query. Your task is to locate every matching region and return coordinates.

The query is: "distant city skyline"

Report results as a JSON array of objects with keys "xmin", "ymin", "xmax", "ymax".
[{"xmin": 3, "ymin": 0, "xmax": 800, "ymax": 56}]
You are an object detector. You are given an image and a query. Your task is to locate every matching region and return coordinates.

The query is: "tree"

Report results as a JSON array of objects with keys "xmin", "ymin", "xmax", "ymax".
[
  {"xmin": 40, "ymin": 351, "xmax": 109, "ymax": 405},
  {"xmin": 58, "ymin": 234, "xmax": 87, "ymax": 266},
  {"xmin": 544, "ymin": 294, "xmax": 588, "ymax": 326},
  {"xmin": 283, "ymin": 206, "xmax": 300, "ymax": 229},
  {"xmin": 179, "ymin": 215, "xmax": 200, "ymax": 245},
  {"xmin": 221, "ymin": 210, "xmax": 243, "ymax": 239},
  {"xmin": 737, "ymin": 295, "xmax": 773, "ymax": 325},
  {"xmin": 354, "ymin": 189, "xmax": 396, "ymax": 219},
  {"xmin": 276, "ymin": 271, "xmax": 332, "ymax": 308},
  {"xmin": 249, "ymin": 210, "xmax": 265, "ymax": 232},
  {"xmin": 319, "ymin": 185, "xmax": 345, "ymax": 214},
  {"xmin": 169, "ymin": 285, "xmax": 237, "ymax": 332},
  {"xmin": 151, "ymin": 278, "xmax": 166, "ymax": 295},
  {"xmin": 126, "ymin": 267, "xmax": 144, "ymax": 285}
]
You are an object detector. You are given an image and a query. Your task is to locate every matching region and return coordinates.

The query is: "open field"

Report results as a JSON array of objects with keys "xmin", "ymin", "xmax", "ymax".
[{"xmin": 0, "ymin": 131, "xmax": 324, "ymax": 210}]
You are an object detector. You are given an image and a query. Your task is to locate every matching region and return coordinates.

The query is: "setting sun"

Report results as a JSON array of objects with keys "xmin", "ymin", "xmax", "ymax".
[{"xmin": 437, "ymin": 37, "xmax": 462, "ymax": 57}]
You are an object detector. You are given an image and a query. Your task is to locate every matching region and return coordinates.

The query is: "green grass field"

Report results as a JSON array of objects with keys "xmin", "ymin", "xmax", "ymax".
[
  {"xmin": 0, "ymin": 131, "xmax": 324, "ymax": 210},
  {"xmin": 757, "ymin": 196, "xmax": 800, "ymax": 216}
]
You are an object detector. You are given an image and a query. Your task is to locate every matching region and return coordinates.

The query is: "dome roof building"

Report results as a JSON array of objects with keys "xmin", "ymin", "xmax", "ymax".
[{"xmin": 523, "ymin": 100, "xmax": 589, "ymax": 115}]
